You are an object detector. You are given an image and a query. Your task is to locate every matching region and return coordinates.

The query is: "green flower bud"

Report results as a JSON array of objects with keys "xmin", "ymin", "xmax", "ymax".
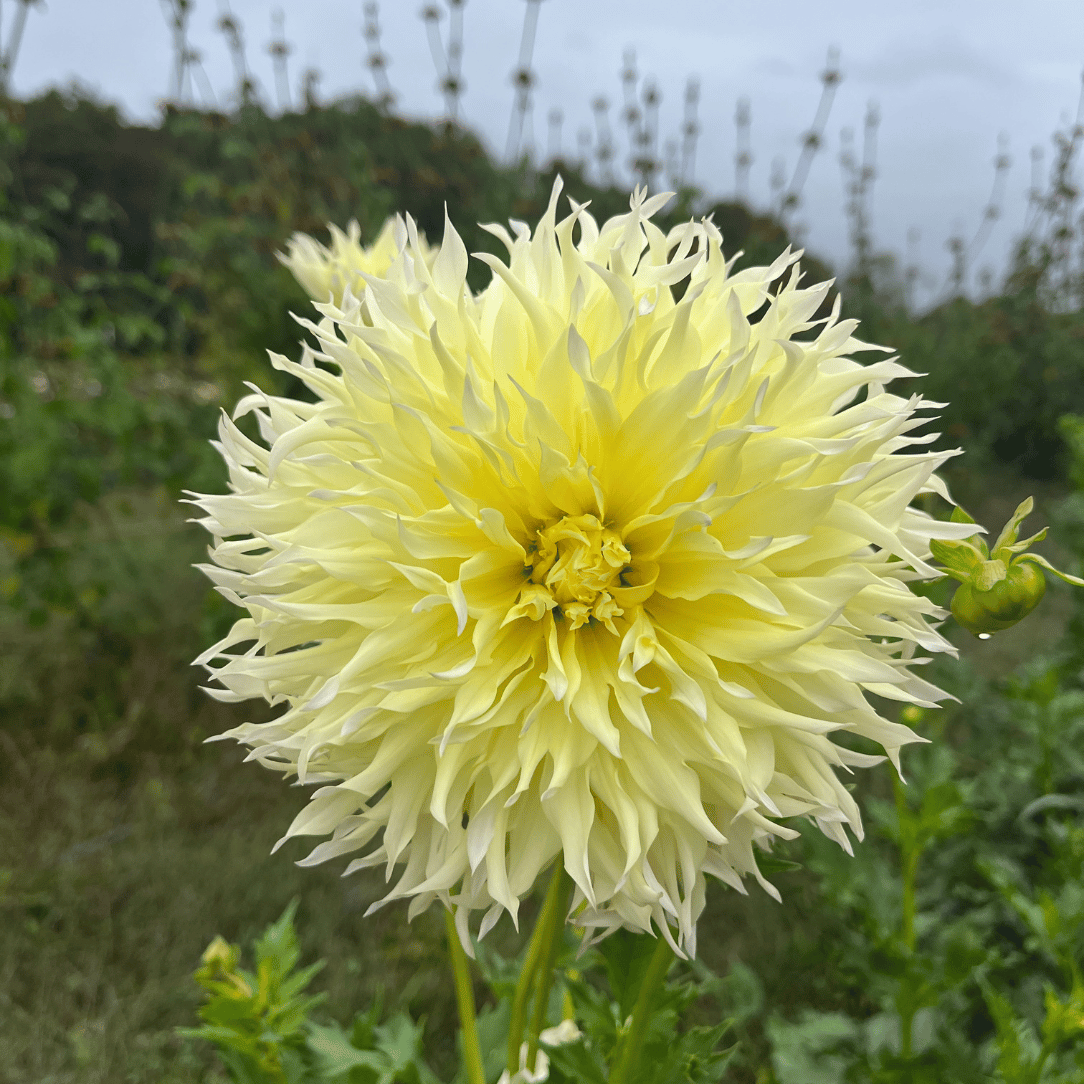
[
  {"xmin": 898, "ymin": 705, "xmax": 926, "ymax": 727},
  {"xmin": 195, "ymin": 935, "xmax": 252, "ymax": 997},
  {"xmin": 950, "ymin": 559, "xmax": 1046, "ymax": 634},
  {"xmin": 199, "ymin": 935, "xmax": 238, "ymax": 976},
  {"xmin": 930, "ymin": 498, "xmax": 1084, "ymax": 638}
]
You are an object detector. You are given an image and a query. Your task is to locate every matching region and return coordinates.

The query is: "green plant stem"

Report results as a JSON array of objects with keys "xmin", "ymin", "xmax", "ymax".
[
  {"xmin": 524, "ymin": 868, "xmax": 574, "ymax": 1074},
  {"xmin": 445, "ymin": 909, "xmax": 486, "ymax": 1084},
  {"xmin": 901, "ymin": 848, "xmax": 919, "ymax": 956},
  {"xmin": 894, "ymin": 778, "xmax": 920, "ymax": 957},
  {"xmin": 608, "ymin": 932, "xmax": 674, "ymax": 1084},
  {"xmin": 1030, "ymin": 1040, "xmax": 1055, "ymax": 1084},
  {"xmin": 506, "ymin": 864, "xmax": 570, "ymax": 1076},
  {"xmin": 895, "ymin": 776, "xmax": 921, "ymax": 1061}
]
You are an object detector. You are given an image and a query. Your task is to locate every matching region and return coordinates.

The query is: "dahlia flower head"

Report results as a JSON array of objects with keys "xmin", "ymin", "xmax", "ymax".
[
  {"xmin": 193, "ymin": 181, "xmax": 975, "ymax": 956},
  {"xmin": 278, "ymin": 215, "xmax": 435, "ymax": 310}
]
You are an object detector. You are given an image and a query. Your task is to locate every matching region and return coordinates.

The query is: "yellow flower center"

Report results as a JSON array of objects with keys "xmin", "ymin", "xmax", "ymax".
[{"xmin": 512, "ymin": 514, "xmax": 630, "ymax": 631}]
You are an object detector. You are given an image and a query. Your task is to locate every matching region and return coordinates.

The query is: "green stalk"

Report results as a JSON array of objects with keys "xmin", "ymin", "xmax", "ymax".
[
  {"xmin": 445, "ymin": 909, "xmax": 486, "ymax": 1084},
  {"xmin": 893, "ymin": 777, "xmax": 919, "ymax": 956},
  {"xmin": 506, "ymin": 864, "xmax": 570, "ymax": 1076},
  {"xmin": 608, "ymin": 933, "xmax": 674, "ymax": 1084},
  {"xmin": 894, "ymin": 776, "xmax": 920, "ymax": 1061},
  {"xmin": 524, "ymin": 869, "xmax": 574, "ymax": 1073},
  {"xmin": 1030, "ymin": 1039, "xmax": 1055, "ymax": 1084},
  {"xmin": 901, "ymin": 851, "xmax": 919, "ymax": 956}
]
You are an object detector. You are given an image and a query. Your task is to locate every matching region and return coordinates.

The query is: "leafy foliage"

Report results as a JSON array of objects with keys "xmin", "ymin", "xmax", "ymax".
[
  {"xmin": 757, "ymin": 654, "xmax": 1084, "ymax": 1084},
  {"xmin": 184, "ymin": 902, "xmax": 441, "ymax": 1084},
  {"xmin": 185, "ymin": 906, "xmax": 737, "ymax": 1084},
  {"xmin": 540, "ymin": 932, "xmax": 736, "ymax": 1084}
]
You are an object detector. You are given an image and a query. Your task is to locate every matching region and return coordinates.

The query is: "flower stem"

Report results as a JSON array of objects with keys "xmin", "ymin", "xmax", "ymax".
[
  {"xmin": 894, "ymin": 775, "xmax": 921, "ymax": 1061},
  {"xmin": 445, "ymin": 909, "xmax": 486, "ymax": 1084},
  {"xmin": 608, "ymin": 932, "xmax": 674, "ymax": 1084},
  {"xmin": 505, "ymin": 864, "xmax": 569, "ymax": 1076},
  {"xmin": 523, "ymin": 867, "xmax": 574, "ymax": 1074},
  {"xmin": 503, "ymin": 867, "xmax": 557, "ymax": 1073}
]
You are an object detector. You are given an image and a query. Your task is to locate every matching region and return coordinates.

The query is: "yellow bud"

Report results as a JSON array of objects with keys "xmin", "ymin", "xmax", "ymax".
[
  {"xmin": 200, "ymin": 935, "xmax": 238, "ymax": 973},
  {"xmin": 899, "ymin": 705, "xmax": 925, "ymax": 727},
  {"xmin": 195, "ymin": 935, "xmax": 253, "ymax": 997}
]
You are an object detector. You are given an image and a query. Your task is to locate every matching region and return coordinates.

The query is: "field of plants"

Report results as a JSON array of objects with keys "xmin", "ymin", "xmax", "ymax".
[{"xmin": 3, "ymin": 35, "xmax": 1084, "ymax": 1081}]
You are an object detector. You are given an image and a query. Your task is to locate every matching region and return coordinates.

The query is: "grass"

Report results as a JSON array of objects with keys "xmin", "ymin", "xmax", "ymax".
[
  {"xmin": 0, "ymin": 734, "xmax": 459, "ymax": 1083},
  {"xmin": 0, "ymin": 496, "xmax": 458, "ymax": 1083}
]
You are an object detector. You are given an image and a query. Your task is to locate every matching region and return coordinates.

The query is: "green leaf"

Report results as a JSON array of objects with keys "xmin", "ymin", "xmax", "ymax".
[
  {"xmin": 470, "ymin": 937, "xmax": 523, "ymax": 998},
  {"xmin": 214, "ymin": 1045, "xmax": 270, "ymax": 1084},
  {"xmin": 982, "ymin": 984, "xmax": 1035, "ymax": 1084},
  {"xmin": 373, "ymin": 1012, "xmax": 439, "ymax": 1081},
  {"xmin": 640, "ymin": 1022, "xmax": 735, "ymax": 1083},
  {"xmin": 471, "ymin": 1000, "xmax": 511, "ymax": 1084},
  {"xmin": 349, "ymin": 999, "xmax": 384, "ymax": 1052},
  {"xmin": 712, "ymin": 960, "xmax": 765, "ymax": 1026},
  {"xmin": 977, "ymin": 857, "xmax": 1056, "ymax": 959},
  {"xmin": 1016, "ymin": 551, "xmax": 1084, "ymax": 586},
  {"xmin": 991, "ymin": 497, "xmax": 1035, "ymax": 557},
  {"xmin": 949, "ymin": 504, "xmax": 990, "ymax": 556},
  {"xmin": 276, "ymin": 959, "xmax": 326, "ymax": 1004},
  {"xmin": 308, "ymin": 1012, "xmax": 442, "ymax": 1084},
  {"xmin": 1041, "ymin": 973, "xmax": 1084, "ymax": 1047},
  {"xmin": 308, "ymin": 1019, "xmax": 388, "ymax": 1080},
  {"xmin": 279, "ymin": 1045, "xmax": 310, "ymax": 1084},
  {"xmin": 545, "ymin": 1037, "xmax": 609, "ymax": 1084},
  {"xmin": 755, "ymin": 853, "xmax": 803, "ymax": 876},
  {"xmin": 255, "ymin": 899, "xmax": 303, "ymax": 983},
  {"xmin": 600, "ymin": 930, "xmax": 663, "ymax": 1023},
  {"xmin": 273, "ymin": 991, "xmax": 328, "ymax": 1040},
  {"xmin": 563, "ymin": 971, "xmax": 620, "ymax": 1058},
  {"xmin": 1001, "ymin": 527, "xmax": 1049, "ymax": 554},
  {"xmin": 915, "ymin": 780, "xmax": 970, "ymax": 843},
  {"xmin": 928, "ymin": 537, "xmax": 986, "ymax": 581},
  {"xmin": 767, "ymin": 1010, "xmax": 859, "ymax": 1084}
]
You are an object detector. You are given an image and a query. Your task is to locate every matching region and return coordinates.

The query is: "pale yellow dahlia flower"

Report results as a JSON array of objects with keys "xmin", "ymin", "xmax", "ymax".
[
  {"xmin": 193, "ymin": 181, "xmax": 974, "ymax": 956},
  {"xmin": 279, "ymin": 215, "xmax": 434, "ymax": 308}
]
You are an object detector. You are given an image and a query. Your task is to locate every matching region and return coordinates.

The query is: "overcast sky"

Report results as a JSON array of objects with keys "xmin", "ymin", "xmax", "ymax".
[{"xmin": 10, "ymin": 1, "xmax": 1084, "ymax": 304}]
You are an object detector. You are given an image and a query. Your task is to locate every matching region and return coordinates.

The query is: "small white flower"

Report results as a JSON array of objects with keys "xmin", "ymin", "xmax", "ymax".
[
  {"xmin": 496, "ymin": 1019, "xmax": 582, "ymax": 1083},
  {"xmin": 540, "ymin": 1019, "xmax": 582, "ymax": 1046},
  {"xmin": 497, "ymin": 1044, "xmax": 550, "ymax": 1084}
]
